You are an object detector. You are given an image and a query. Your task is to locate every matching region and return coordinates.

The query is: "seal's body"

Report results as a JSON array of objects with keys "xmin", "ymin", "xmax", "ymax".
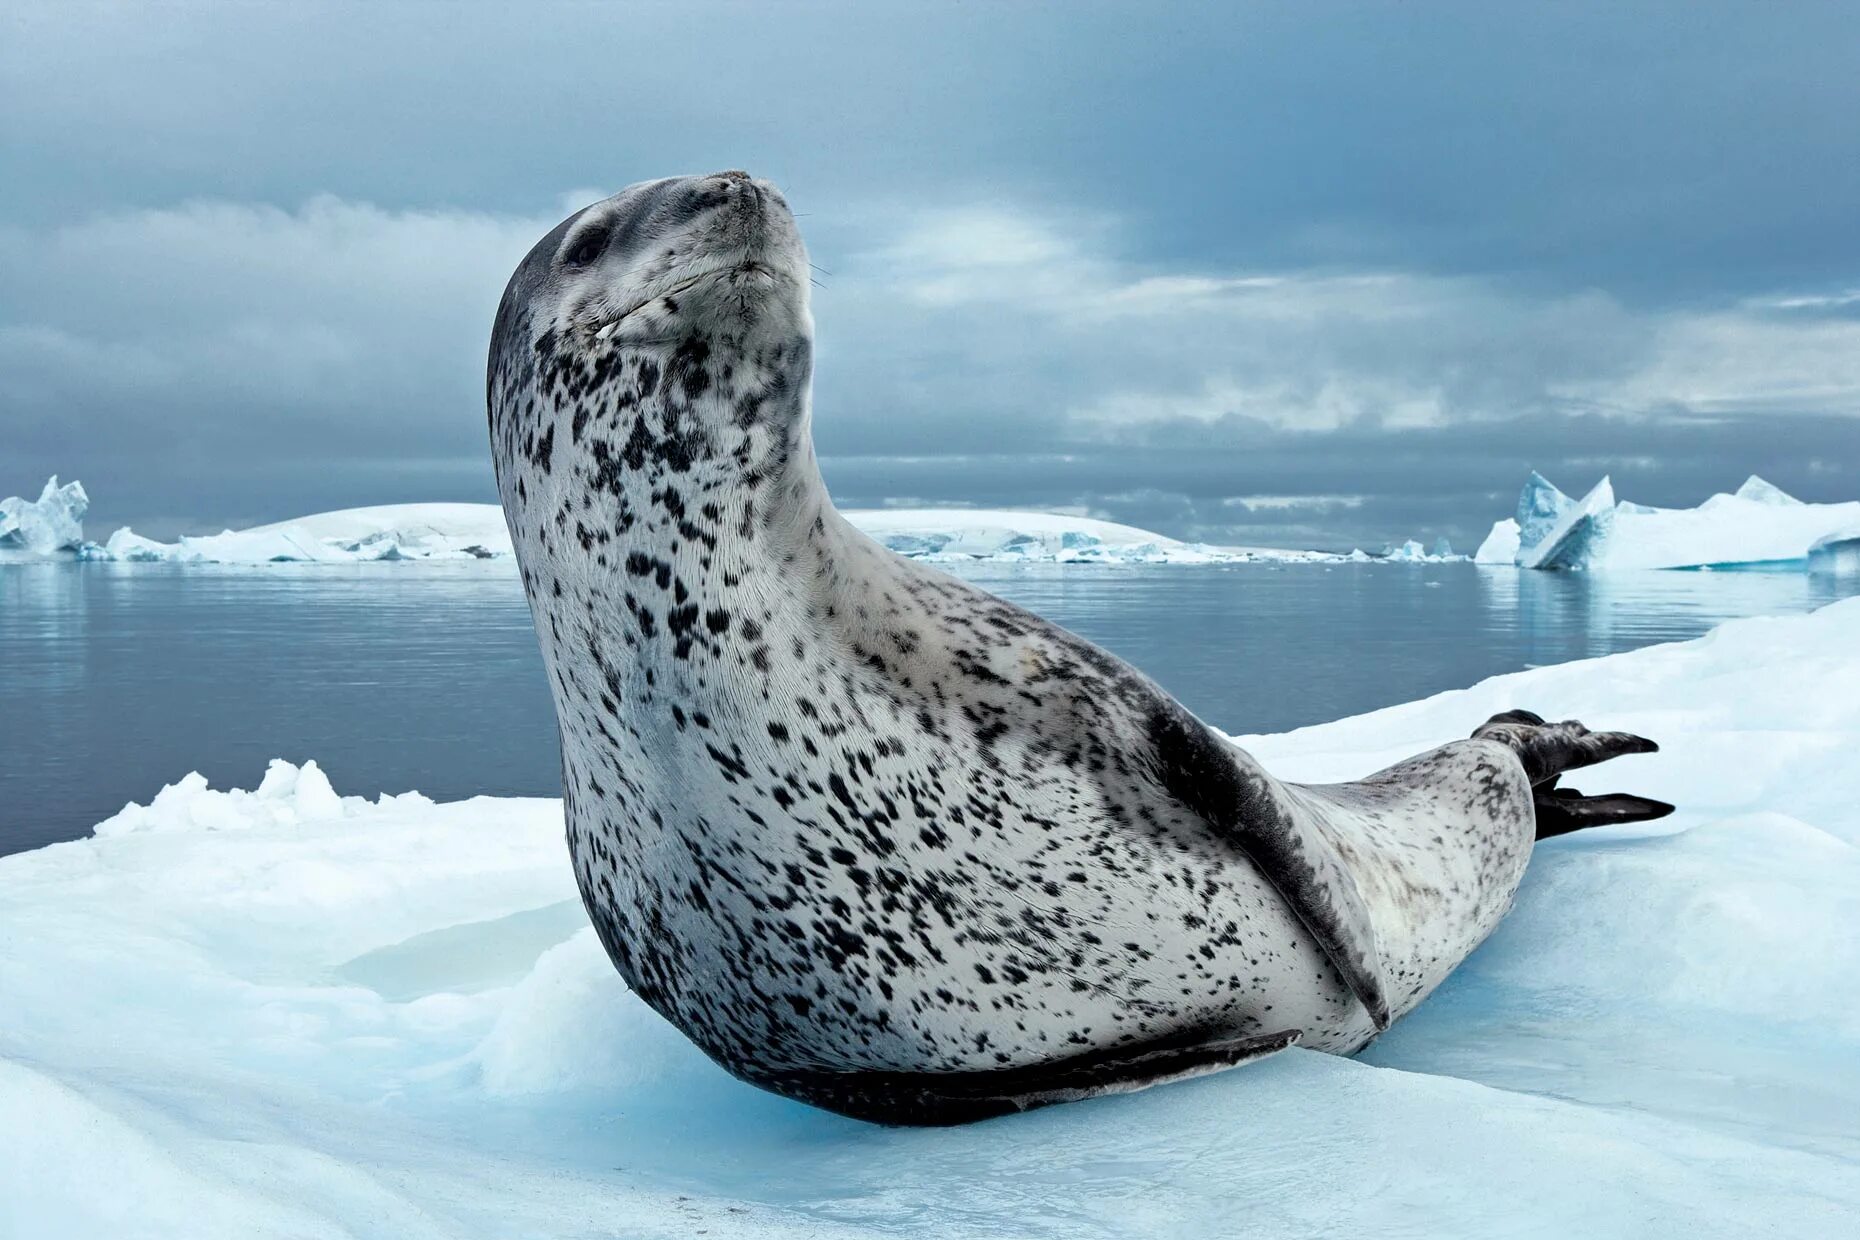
[{"xmin": 489, "ymin": 172, "xmax": 1670, "ymax": 1124}]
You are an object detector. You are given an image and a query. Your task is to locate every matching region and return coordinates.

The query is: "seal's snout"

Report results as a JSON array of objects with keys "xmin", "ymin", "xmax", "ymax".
[{"xmin": 669, "ymin": 170, "xmax": 793, "ymax": 251}]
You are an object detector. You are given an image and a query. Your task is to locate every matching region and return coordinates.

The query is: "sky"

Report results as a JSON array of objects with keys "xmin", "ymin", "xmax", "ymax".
[{"xmin": 5, "ymin": 0, "xmax": 1860, "ymax": 551}]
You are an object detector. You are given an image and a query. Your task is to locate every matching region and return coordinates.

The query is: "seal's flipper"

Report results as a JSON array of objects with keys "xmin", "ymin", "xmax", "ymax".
[
  {"xmin": 770, "ymin": 1027, "xmax": 1302, "ymax": 1126},
  {"xmin": 1473, "ymin": 710, "xmax": 1660, "ymax": 787},
  {"xmin": 1473, "ymin": 712, "xmax": 1671, "ymax": 839},
  {"xmin": 1147, "ymin": 704, "xmax": 1393, "ymax": 1031},
  {"xmin": 1533, "ymin": 783, "xmax": 1675, "ymax": 839}
]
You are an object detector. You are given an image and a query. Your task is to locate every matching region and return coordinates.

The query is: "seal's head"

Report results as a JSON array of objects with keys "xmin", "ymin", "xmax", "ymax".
[
  {"xmin": 500, "ymin": 170, "xmax": 810, "ymax": 353},
  {"xmin": 490, "ymin": 171, "xmax": 817, "ymax": 501}
]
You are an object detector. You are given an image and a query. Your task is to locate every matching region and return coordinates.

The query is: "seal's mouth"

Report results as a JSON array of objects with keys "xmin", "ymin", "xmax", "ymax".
[{"xmin": 589, "ymin": 259, "xmax": 780, "ymax": 341}]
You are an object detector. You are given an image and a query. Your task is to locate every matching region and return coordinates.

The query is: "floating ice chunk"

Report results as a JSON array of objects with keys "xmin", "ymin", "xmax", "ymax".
[
  {"xmin": 1497, "ymin": 470, "xmax": 1860, "ymax": 571},
  {"xmin": 32, "ymin": 484, "xmax": 1467, "ymax": 570},
  {"xmin": 71, "ymin": 503, "xmax": 518, "ymax": 564},
  {"xmin": 95, "ymin": 526, "xmax": 173, "ymax": 562},
  {"xmin": 1517, "ymin": 477, "xmax": 1616, "ymax": 570},
  {"xmin": 1515, "ymin": 470, "xmax": 1574, "ymax": 550},
  {"xmin": 1374, "ymin": 539, "xmax": 1466, "ymax": 563},
  {"xmin": 48, "ymin": 495, "xmax": 1365, "ymax": 567},
  {"xmin": 1474, "ymin": 518, "xmax": 1521, "ymax": 564},
  {"xmin": 1808, "ymin": 530, "xmax": 1860, "ymax": 577},
  {"xmin": 0, "ymin": 476, "xmax": 88, "ymax": 560}
]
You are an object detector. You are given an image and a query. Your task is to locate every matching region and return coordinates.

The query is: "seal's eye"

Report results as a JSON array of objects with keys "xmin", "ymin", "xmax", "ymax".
[{"xmin": 561, "ymin": 226, "xmax": 609, "ymax": 269}]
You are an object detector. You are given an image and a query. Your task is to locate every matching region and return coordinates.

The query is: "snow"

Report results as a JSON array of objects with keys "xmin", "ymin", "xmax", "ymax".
[
  {"xmin": 4, "ymin": 478, "xmax": 1461, "ymax": 567},
  {"xmin": 1483, "ymin": 471, "xmax": 1860, "ymax": 571},
  {"xmin": 6, "ymin": 600, "xmax": 1860, "ymax": 1237},
  {"xmin": 0, "ymin": 476, "xmax": 88, "ymax": 561}
]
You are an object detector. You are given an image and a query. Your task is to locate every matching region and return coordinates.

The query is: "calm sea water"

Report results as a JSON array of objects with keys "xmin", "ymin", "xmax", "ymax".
[{"xmin": 4, "ymin": 561, "xmax": 1855, "ymax": 856}]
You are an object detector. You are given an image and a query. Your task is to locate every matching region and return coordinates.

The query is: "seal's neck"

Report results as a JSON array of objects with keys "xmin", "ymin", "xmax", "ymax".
[
  {"xmin": 575, "ymin": 336, "xmax": 833, "ymax": 560},
  {"xmin": 503, "ymin": 331, "xmax": 884, "ymax": 694}
]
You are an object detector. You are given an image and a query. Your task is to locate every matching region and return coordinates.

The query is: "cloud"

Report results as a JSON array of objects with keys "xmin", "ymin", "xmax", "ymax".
[
  {"xmin": 820, "ymin": 203, "xmax": 1860, "ymax": 442},
  {"xmin": 4, "ymin": 192, "xmax": 1860, "ymax": 549},
  {"xmin": 0, "ymin": 196, "xmax": 562, "ymax": 529}
]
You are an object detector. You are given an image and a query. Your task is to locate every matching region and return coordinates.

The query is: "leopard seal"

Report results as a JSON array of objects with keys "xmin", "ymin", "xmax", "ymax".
[{"xmin": 487, "ymin": 171, "xmax": 1672, "ymax": 1125}]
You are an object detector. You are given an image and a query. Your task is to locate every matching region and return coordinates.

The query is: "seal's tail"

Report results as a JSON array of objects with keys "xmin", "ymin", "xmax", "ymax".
[{"xmin": 1472, "ymin": 709, "xmax": 1675, "ymax": 839}]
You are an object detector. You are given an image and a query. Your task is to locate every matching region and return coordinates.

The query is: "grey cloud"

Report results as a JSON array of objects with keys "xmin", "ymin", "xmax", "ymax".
[
  {"xmin": 4, "ymin": 2, "xmax": 1859, "ymax": 546},
  {"xmin": 7, "ymin": 2, "xmax": 1858, "ymax": 295},
  {"xmin": 5, "ymin": 189, "xmax": 1860, "ymax": 549}
]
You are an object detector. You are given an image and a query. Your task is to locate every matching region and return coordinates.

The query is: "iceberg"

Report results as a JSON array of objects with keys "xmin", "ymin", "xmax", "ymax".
[
  {"xmin": 2, "ymin": 477, "xmax": 1468, "ymax": 569},
  {"xmin": 0, "ymin": 476, "xmax": 89, "ymax": 561},
  {"xmin": 1481, "ymin": 472, "xmax": 1860, "ymax": 571},
  {"xmin": 92, "ymin": 502, "xmax": 519, "ymax": 564},
  {"xmin": 6, "ymin": 482, "xmax": 1462, "ymax": 568},
  {"xmin": 1516, "ymin": 476, "xmax": 1617, "ymax": 571},
  {"xmin": 1375, "ymin": 537, "xmax": 1465, "ymax": 563},
  {"xmin": 1474, "ymin": 518, "xmax": 1521, "ymax": 564},
  {"xmin": 1515, "ymin": 469, "xmax": 1575, "ymax": 549},
  {"xmin": 1475, "ymin": 469, "xmax": 1573, "ymax": 565},
  {"xmin": 842, "ymin": 507, "xmax": 1290, "ymax": 564},
  {"xmin": 1808, "ymin": 530, "xmax": 1860, "ymax": 577},
  {"xmin": 83, "ymin": 503, "xmax": 1346, "ymax": 566},
  {"xmin": 6, "ymin": 599, "xmax": 1859, "ymax": 1236}
]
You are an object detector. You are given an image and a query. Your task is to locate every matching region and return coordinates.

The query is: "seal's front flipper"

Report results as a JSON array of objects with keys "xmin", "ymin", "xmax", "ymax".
[
  {"xmin": 1147, "ymin": 703, "xmax": 1393, "ymax": 1031},
  {"xmin": 773, "ymin": 1027, "xmax": 1302, "ymax": 1126},
  {"xmin": 1533, "ymin": 782, "xmax": 1675, "ymax": 839},
  {"xmin": 1473, "ymin": 712, "xmax": 1672, "ymax": 839}
]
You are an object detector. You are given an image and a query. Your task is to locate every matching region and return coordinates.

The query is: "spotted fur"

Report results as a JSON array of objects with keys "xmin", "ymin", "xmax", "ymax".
[{"xmin": 487, "ymin": 172, "xmax": 1543, "ymax": 1124}]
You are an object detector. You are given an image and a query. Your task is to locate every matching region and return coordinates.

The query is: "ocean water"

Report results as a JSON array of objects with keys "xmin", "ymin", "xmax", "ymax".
[{"xmin": 3, "ymin": 560, "xmax": 1855, "ymax": 856}]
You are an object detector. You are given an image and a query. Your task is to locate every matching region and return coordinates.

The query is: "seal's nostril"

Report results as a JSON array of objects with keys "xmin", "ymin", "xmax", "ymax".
[{"xmin": 717, "ymin": 169, "xmax": 751, "ymax": 183}]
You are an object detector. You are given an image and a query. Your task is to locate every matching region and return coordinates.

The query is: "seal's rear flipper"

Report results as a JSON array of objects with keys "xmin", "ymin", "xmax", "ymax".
[
  {"xmin": 1533, "ymin": 783, "xmax": 1675, "ymax": 839},
  {"xmin": 1473, "ymin": 711, "xmax": 1672, "ymax": 839},
  {"xmin": 770, "ymin": 1027, "xmax": 1302, "ymax": 1126}
]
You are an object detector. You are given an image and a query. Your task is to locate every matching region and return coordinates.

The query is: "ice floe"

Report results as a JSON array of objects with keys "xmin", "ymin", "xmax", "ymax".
[{"xmin": 4, "ymin": 599, "xmax": 1857, "ymax": 1236}]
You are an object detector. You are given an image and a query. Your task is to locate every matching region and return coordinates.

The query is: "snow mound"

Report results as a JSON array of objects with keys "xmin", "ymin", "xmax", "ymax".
[
  {"xmin": 7, "ymin": 601, "xmax": 1860, "ymax": 1236},
  {"xmin": 1478, "ymin": 472, "xmax": 1860, "ymax": 571},
  {"xmin": 91, "ymin": 758, "xmax": 427, "ymax": 836},
  {"xmin": 0, "ymin": 476, "xmax": 88, "ymax": 561}
]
